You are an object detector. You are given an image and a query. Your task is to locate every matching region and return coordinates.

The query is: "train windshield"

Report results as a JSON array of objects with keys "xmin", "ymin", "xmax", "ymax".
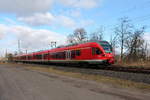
[{"xmin": 99, "ymin": 41, "xmax": 112, "ymax": 53}]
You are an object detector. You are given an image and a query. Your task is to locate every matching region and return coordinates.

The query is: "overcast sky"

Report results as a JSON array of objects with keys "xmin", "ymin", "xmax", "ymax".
[{"xmin": 0, "ymin": 0, "xmax": 150, "ymax": 56}]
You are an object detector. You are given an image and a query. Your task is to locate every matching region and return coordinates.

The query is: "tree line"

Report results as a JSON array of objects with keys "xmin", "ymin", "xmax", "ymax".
[{"xmin": 67, "ymin": 17, "xmax": 150, "ymax": 63}]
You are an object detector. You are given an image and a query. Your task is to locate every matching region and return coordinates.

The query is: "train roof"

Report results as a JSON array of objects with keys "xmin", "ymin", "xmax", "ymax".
[{"xmin": 56, "ymin": 40, "xmax": 109, "ymax": 48}]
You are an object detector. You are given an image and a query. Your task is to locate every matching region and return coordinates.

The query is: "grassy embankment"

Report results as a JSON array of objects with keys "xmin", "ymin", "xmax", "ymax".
[{"xmin": 116, "ymin": 61, "xmax": 150, "ymax": 68}]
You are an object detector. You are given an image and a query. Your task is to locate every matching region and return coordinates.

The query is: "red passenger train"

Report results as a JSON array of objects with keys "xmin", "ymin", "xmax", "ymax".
[{"xmin": 13, "ymin": 41, "xmax": 115, "ymax": 65}]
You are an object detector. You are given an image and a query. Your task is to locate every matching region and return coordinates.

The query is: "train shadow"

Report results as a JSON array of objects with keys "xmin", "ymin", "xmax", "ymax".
[
  {"xmin": 34, "ymin": 62, "xmax": 109, "ymax": 70},
  {"xmin": 15, "ymin": 61, "xmax": 110, "ymax": 70}
]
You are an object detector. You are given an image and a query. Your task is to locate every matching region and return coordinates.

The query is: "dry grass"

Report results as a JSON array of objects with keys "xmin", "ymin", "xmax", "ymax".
[
  {"xmin": 0, "ymin": 62, "xmax": 7, "ymax": 64},
  {"xmin": 25, "ymin": 65, "xmax": 150, "ymax": 91},
  {"xmin": 116, "ymin": 61, "xmax": 150, "ymax": 68}
]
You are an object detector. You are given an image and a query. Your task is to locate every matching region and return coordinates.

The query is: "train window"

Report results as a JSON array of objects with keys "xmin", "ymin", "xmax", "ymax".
[
  {"xmin": 28, "ymin": 56, "xmax": 32, "ymax": 60},
  {"xmin": 55, "ymin": 52, "xmax": 60, "ymax": 59},
  {"xmin": 96, "ymin": 48, "xmax": 102, "ymax": 55},
  {"xmin": 56, "ymin": 53, "xmax": 59, "ymax": 59},
  {"xmin": 92, "ymin": 48, "xmax": 102, "ymax": 55},
  {"xmin": 52, "ymin": 53, "xmax": 56, "ymax": 59},
  {"xmin": 35, "ymin": 55, "xmax": 42, "ymax": 59},
  {"xmin": 21, "ymin": 56, "xmax": 26, "ymax": 60},
  {"xmin": 61, "ymin": 52, "xmax": 65, "ymax": 59},
  {"xmin": 51, "ymin": 52, "xmax": 65, "ymax": 59},
  {"xmin": 44, "ymin": 53, "xmax": 49, "ymax": 58},
  {"xmin": 51, "ymin": 52, "xmax": 59, "ymax": 59},
  {"xmin": 71, "ymin": 50, "xmax": 75, "ymax": 59},
  {"xmin": 99, "ymin": 42, "xmax": 112, "ymax": 53},
  {"xmin": 59, "ymin": 52, "xmax": 63, "ymax": 59},
  {"xmin": 60, "ymin": 52, "xmax": 65, "ymax": 59},
  {"xmin": 76, "ymin": 50, "xmax": 81, "ymax": 56}
]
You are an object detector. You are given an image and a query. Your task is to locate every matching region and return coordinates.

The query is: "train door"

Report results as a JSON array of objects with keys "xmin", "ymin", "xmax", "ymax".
[{"xmin": 66, "ymin": 50, "xmax": 71, "ymax": 60}]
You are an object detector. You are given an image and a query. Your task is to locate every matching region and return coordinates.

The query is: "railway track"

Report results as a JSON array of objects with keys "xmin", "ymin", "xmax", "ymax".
[
  {"xmin": 50, "ymin": 64, "xmax": 150, "ymax": 74},
  {"xmin": 99, "ymin": 65, "xmax": 150, "ymax": 74}
]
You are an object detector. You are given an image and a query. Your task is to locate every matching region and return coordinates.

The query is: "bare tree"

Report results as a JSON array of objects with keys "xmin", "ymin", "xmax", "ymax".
[
  {"xmin": 67, "ymin": 28, "xmax": 87, "ymax": 44},
  {"xmin": 67, "ymin": 34, "xmax": 76, "ymax": 44},
  {"xmin": 110, "ymin": 34, "xmax": 118, "ymax": 49},
  {"xmin": 115, "ymin": 17, "xmax": 133, "ymax": 61},
  {"xmin": 90, "ymin": 27, "xmax": 104, "ymax": 41},
  {"xmin": 125, "ymin": 27, "xmax": 146, "ymax": 61},
  {"xmin": 73, "ymin": 28, "xmax": 87, "ymax": 42}
]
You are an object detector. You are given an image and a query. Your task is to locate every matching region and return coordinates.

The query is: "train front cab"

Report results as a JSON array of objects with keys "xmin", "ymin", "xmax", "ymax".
[{"xmin": 87, "ymin": 41, "xmax": 114, "ymax": 65}]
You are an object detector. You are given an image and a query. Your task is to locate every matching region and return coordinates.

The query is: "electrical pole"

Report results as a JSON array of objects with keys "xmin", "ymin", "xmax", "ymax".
[
  {"xmin": 5, "ymin": 49, "xmax": 7, "ymax": 57},
  {"xmin": 26, "ymin": 50, "xmax": 28, "ymax": 54},
  {"xmin": 5, "ymin": 49, "xmax": 8, "ymax": 61},
  {"xmin": 18, "ymin": 40, "xmax": 21, "ymax": 54}
]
